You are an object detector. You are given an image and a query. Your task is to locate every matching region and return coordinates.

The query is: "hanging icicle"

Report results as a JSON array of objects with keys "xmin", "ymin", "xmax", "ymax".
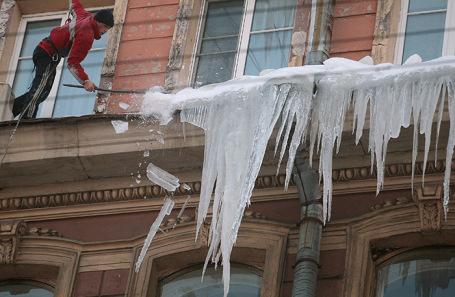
[
  {"xmin": 135, "ymin": 196, "xmax": 175, "ymax": 272},
  {"xmin": 140, "ymin": 55, "xmax": 455, "ymax": 296}
]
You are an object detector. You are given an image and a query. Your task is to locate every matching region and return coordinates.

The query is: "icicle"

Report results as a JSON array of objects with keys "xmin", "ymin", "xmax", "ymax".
[
  {"xmin": 410, "ymin": 78, "xmax": 425, "ymax": 189},
  {"xmin": 135, "ymin": 197, "xmax": 175, "ymax": 272},
  {"xmin": 443, "ymin": 80, "xmax": 455, "ymax": 217},
  {"xmin": 310, "ymin": 76, "xmax": 352, "ymax": 221},
  {"xmin": 274, "ymin": 85, "xmax": 289, "ymax": 154},
  {"xmin": 178, "ymin": 76, "xmax": 315, "ymax": 296},
  {"xmin": 352, "ymin": 89, "xmax": 370, "ymax": 144},
  {"xmin": 283, "ymin": 84, "xmax": 314, "ymax": 189},
  {"xmin": 273, "ymin": 85, "xmax": 293, "ymax": 161},
  {"xmin": 434, "ymin": 83, "xmax": 446, "ymax": 164},
  {"xmin": 420, "ymin": 80, "xmax": 443, "ymax": 183},
  {"xmin": 146, "ymin": 162, "xmax": 180, "ymax": 192},
  {"xmin": 180, "ymin": 105, "xmax": 209, "ymax": 130}
]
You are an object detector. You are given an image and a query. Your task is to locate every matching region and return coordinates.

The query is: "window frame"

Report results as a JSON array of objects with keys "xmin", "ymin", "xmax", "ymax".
[
  {"xmin": 7, "ymin": 6, "xmax": 113, "ymax": 118},
  {"xmin": 394, "ymin": 0, "xmax": 455, "ymax": 64},
  {"xmin": 159, "ymin": 263, "xmax": 263, "ymax": 297},
  {"xmin": 7, "ymin": 12, "xmax": 66, "ymax": 118},
  {"xmin": 191, "ymin": 0, "xmax": 296, "ymax": 86},
  {"xmin": 374, "ymin": 247, "xmax": 455, "ymax": 297},
  {"xmin": 0, "ymin": 279, "xmax": 55, "ymax": 295}
]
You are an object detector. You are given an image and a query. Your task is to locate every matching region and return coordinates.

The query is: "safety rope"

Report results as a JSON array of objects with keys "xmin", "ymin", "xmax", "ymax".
[
  {"xmin": 66, "ymin": 0, "xmax": 73, "ymax": 23},
  {"xmin": 0, "ymin": 2, "xmax": 73, "ymax": 167},
  {"xmin": 0, "ymin": 64, "xmax": 56, "ymax": 167}
]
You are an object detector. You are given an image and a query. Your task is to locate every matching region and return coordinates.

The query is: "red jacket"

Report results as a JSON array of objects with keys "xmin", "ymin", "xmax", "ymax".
[{"xmin": 39, "ymin": 0, "xmax": 101, "ymax": 83}]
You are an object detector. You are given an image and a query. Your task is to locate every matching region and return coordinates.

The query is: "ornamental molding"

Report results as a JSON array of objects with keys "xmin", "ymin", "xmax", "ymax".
[
  {"xmin": 0, "ymin": 220, "xmax": 26, "ymax": 264},
  {"xmin": 165, "ymin": 0, "xmax": 193, "ymax": 90},
  {"xmin": 0, "ymin": 0, "xmax": 15, "ymax": 59},
  {"xmin": 27, "ymin": 227, "xmax": 62, "ymax": 237},
  {"xmin": 370, "ymin": 196, "xmax": 413, "ymax": 211},
  {"xmin": 160, "ymin": 210, "xmax": 267, "ymax": 233},
  {"xmin": 0, "ymin": 0, "xmax": 15, "ymax": 38},
  {"xmin": 0, "ymin": 220, "xmax": 62, "ymax": 264},
  {"xmin": 0, "ymin": 161, "xmax": 449, "ymax": 212},
  {"xmin": 416, "ymin": 184, "xmax": 443, "ymax": 232}
]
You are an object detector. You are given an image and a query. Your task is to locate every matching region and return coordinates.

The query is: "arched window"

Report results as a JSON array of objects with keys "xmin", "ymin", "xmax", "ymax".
[
  {"xmin": 376, "ymin": 248, "xmax": 455, "ymax": 297},
  {"xmin": 160, "ymin": 265, "xmax": 262, "ymax": 297},
  {"xmin": 0, "ymin": 282, "xmax": 53, "ymax": 297}
]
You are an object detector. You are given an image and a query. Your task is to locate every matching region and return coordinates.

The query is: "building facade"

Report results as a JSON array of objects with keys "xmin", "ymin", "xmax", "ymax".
[{"xmin": 0, "ymin": 0, "xmax": 454, "ymax": 296}]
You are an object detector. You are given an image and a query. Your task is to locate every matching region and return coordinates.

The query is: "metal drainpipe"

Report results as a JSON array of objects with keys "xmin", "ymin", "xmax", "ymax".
[
  {"xmin": 305, "ymin": 0, "xmax": 334, "ymax": 66},
  {"xmin": 291, "ymin": 156, "xmax": 323, "ymax": 297},
  {"xmin": 292, "ymin": 0, "xmax": 333, "ymax": 296}
]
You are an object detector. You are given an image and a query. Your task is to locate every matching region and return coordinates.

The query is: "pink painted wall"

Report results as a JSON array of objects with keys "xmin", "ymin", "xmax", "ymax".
[{"xmin": 330, "ymin": 0, "xmax": 377, "ymax": 60}]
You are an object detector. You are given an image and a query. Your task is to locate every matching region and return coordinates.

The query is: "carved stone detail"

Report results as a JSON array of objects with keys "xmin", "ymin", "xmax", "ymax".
[
  {"xmin": 159, "ymin": 211, "xmax": 266, "ymax": 235},
  {"xmin": 160, "ymin": 215, "xmax": 194, "ymax": 231},
  {"xmin": 0, "ymin": 161, "xmax": 448, "ymax": 212},
  {"xmin": 370, "ymin": 245, "xmax": 401, "ymax": 261},
  {"xmin": 0, "ymin": 220, "xmax": 26, "ymax": 264},
  {"xmin": 370, "ymin": 0, "xmax": 402, "ymax": 64},
  {"xmin": 27, "ymin": 227, "xmax": 61, "ymax": 237},
  {"xmin": 419, "ymin": 202, "xmax": 441, "ymax": 232},
  {"xmin": 0, "ymin": 0, "xmax": 15, "ymax": 37},
  {"xmin": 0, "ymin": 0, "xmax": 15, "ymax": 59},
  {"xmin": 332, "ymin": 160, "xmax": 445, "ymax": 182},
  {"xmin": 197, "ymin": 222, "xmax": 209, "ymax": 246},
  {"xmin": 370, "ymin": 196, "xmax": 413, "ymax": 211},
  {"xmin": 165, "ymin": 0, "xmax": 193, "ymax": 91},
  {"xmin": 416, "ymin": 185, "xmax": 443, "ymax": 232},
  {"xmin": 243, "ymin": 211, "xmax": 267, "ymax": 220}
]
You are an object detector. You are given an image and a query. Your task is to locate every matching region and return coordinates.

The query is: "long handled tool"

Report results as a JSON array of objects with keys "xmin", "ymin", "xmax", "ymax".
[{"xmin": 63, "ymin": 83, "xmax": 147, "ymax": 94}]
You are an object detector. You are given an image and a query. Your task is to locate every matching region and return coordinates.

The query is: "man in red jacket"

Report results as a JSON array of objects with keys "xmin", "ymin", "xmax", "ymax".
[{"xmin": 12, "ymin": 0, "xmax": 114, "ymax": 119}]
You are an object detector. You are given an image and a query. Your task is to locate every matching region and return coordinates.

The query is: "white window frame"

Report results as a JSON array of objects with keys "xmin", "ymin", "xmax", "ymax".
[
  {"xmin": 7, "ymin": 7, "xmax": 112, "ymax": 118},
  {"xmin": 191, "ymin": 0, "xmax": 295, "ymax": 85},
  {"xmin": 394, "ymin": 0, "xmax": 455, "ymax": 64},
  {"xmin": 7, "ymin": 12, "xmax": 66, "ymax": 118}
]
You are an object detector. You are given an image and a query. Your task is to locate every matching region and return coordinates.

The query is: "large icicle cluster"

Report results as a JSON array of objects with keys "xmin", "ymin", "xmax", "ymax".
[
  {"xmin": 140, "ymin": 56, "xmax": 455, "ymax": 296},
  {"xmin": 311, "ymin": 56, "xmax": 455, "ymax": 221}
]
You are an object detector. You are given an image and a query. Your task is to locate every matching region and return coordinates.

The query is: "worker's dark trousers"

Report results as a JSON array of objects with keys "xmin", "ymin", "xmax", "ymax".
[{"xmin": 12, "ymin": 47, "xmax": 59, "ymax": 119}]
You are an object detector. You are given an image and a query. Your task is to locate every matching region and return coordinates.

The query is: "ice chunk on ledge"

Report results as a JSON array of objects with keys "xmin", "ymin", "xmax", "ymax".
[
  {"xmin": 111, "ymin": 120, "xmax": 128, "ymax": 134},
  {"xmin": 146, "ymin": 162, "xmax": 180, "ymax": 192},
  {"xmin": 119, "ymin": 102, "xmax": 130, "ymax": 110},
  {"xmin": 140, "ymin": 55, "xmax": 455, "ymax": 296}
]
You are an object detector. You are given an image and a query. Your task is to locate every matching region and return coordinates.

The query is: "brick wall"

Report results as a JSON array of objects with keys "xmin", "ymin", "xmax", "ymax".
[
  {"xmin": 73, "ymin": 269, "xmax": 129, "ymax": 297},
  {"xmin": 108, "ymin": 0, "xmax": 179, "ymax": 113},
  {"xmin": 330, "ymin": 0, "xmax": 377, "ymax": 60}
]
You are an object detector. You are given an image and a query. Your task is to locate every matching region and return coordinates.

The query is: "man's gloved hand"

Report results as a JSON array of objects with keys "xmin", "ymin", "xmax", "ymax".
[{"xmin": 83, "ymin": 80, "xmax": 96, "ymax": 92}]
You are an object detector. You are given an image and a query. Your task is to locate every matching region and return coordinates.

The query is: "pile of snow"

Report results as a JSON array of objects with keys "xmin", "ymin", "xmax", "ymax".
[{"xmin": 139, "ymin": 55, "xmax": 455, "ymax": 296}]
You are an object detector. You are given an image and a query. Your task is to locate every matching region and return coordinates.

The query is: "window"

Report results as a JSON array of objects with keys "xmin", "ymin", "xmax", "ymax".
[
  {"xmin": 193, "ymin": 0, "xmax": 296, "ymax": 86},
  {"xmin": 160, "ymin": 266, "xmax": 262, "ymax": 297},
  {"xmin": 376, "ymin": 248, "xmax": 455, "ymax": 297},
  {"xmin": 0, "ymin": 282, "xmax": 53, "ymax": 297},
  {"xmin": 8, "ymin": 10, "xmax": 110, "ymax": 118},
  {"xmin": 396, "ymin": 0, "xmax": 455, "ymax": 63}
]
